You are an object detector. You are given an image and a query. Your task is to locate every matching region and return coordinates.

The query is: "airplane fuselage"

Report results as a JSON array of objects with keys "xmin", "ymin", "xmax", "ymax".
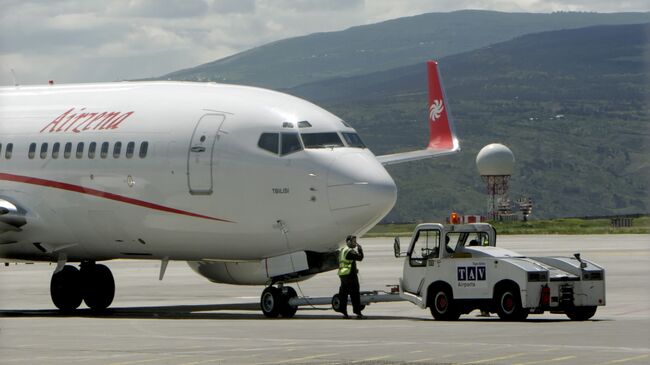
[{"xmin": 0, "ymin": 82, "xmax": 397, "ymax": 264}]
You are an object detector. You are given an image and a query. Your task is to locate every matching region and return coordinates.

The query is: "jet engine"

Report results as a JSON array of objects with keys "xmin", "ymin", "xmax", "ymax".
[
  {"xmin": 0, "ymin": 198, "xmax": 27, "ymax": 236},
  {"xmin": 188, "ymin": 250, "xmax": 338, "ymax": 285}
]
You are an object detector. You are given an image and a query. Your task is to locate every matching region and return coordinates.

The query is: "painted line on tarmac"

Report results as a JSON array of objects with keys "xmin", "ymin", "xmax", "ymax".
[
  {"xmin": 597, "ymin": 354, "xmax": 650, "ymax": 364},
  {"xmin": 175, "ymin": 359, "xmax": 225, "ymax": 365},
  {"xmin": 406, "ymin": 358, "xmax": 437, "ymax": 363},
  {"xmin": 513, "ymin": 355, "xmax": 577, "ymax": 365},
  {"xmin": 108, "ymin": 355, "xmax": 194, "ymax": 365},
  {"xmin": 414, "ymin": 341, "xmax": 649, "ymax": 354},
  {"xmin": 349, "ymin": 355, "xmax": 392, "ymax": 363},
  {"xmin": 462, "ymin": 352, "xmax": 527, "ymax": 364},
  {"xmin": 256, "ymin": 353, "xmax": 339, "ymax": 364},
  {"xmin": 0, "ymin": 353, "xmax": 139, "ymax": 364},
  {"xmin": 396, "ymin": 352, "xmax": 459, "ymax": 364}
]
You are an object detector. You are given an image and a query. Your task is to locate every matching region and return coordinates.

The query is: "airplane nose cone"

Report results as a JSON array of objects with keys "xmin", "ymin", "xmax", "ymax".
[{"xmin": 327, "ymin": 152, "xmax": 397, "ymax": 233}]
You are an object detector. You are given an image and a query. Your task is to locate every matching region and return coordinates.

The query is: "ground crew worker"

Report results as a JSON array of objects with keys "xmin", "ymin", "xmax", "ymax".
[{"xmin": 338, "ymin": 235, "xmax": 365, "ymax": 319}]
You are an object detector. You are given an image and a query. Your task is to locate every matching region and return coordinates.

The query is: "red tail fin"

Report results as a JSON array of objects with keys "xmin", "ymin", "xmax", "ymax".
[
  {"xmin": 427, "ymin": 61, "xmax": 455, "ymax": 150},
  {"xmin": 375, "ymin": 60, "xmax": 459, "ymax": 165}
]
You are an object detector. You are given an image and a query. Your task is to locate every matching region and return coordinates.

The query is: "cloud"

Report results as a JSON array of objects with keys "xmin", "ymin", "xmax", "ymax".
[
  {"xmin": 107, "ymin": 0, "xmax": 209, "ymax": 18},
  {"xmin": 209, "ymin": 0, "xmax": 256, "ymax": 14},
  {"xmin": 0, "ymin": 0, "xmax": 649, "ymax": 85},
  {"xmin": 269, "ymin": 0, "xmax": 363, "ymax": 12}
]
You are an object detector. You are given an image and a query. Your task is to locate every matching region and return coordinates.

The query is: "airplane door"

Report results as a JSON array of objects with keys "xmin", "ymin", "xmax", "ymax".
[{"xmin": 187, "ymin": 114, "xmax": 226, "ymax": 195}]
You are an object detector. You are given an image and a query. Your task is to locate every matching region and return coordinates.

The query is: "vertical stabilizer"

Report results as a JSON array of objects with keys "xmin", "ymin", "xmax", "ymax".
[
  {"xmin": 376, "ymin": 60, "xmax": 460, "ymax": 166},
  {"xmin": 426, "ymin": 61, "xmax": 457, "ymax": 151}
]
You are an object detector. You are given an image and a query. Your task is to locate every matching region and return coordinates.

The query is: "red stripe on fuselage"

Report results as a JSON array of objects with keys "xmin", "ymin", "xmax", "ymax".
[{"xmin": 0, "ymin": 172, "xmax": 234, "ymax": 223}]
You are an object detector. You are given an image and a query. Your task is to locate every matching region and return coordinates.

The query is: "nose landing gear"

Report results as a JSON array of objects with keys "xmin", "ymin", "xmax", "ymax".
[{"xmin": 260, "ymin": 285, "xmax": 298, "ymax": 318}]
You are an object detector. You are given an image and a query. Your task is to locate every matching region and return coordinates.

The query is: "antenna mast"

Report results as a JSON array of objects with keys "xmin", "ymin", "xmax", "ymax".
[{"xmin": 10, "ymin": 68, "xmax": 18, "ymax": 86}]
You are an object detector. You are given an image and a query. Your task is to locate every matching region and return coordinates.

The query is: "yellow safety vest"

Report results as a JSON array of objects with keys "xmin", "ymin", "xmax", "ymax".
[{"xmin": 338, "ymin": 247, "xmax": 352, "ymax": 276}]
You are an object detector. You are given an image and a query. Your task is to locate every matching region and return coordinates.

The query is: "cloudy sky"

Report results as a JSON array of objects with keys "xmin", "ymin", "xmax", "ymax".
[{"xmin": 1, "ymin": 0, "xmax": 648, "ymax": 85}]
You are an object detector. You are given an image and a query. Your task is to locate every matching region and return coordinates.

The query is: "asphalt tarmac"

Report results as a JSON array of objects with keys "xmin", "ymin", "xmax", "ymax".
[{"xmin": 1, "ymin": 234, "xmax": 649, "ymax": 365}]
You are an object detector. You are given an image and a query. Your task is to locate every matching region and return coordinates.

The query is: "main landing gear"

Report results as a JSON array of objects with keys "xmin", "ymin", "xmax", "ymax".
[
  {"xmin": 50, "ymin": 262, "xmax": 115, "ymax": 311},
  {"xmin": 260, "ymin": 285, "xmax": 298, "ymax": 318}
]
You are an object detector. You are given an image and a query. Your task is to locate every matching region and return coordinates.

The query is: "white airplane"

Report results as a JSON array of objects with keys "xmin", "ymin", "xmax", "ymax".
[{"xmin": 0, "ymin": 61, "xmax": 459, "ymax": 317}]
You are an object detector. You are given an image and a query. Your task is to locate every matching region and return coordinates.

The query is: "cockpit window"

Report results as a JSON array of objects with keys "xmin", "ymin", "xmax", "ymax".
[
  {"xmin": 301, "ymin": 132, "xmax": 344, "ymax": 149},
  {"xmin": 258, "ymin": 133, "xmax": 279, "ymax": 154},
  {"xmin": 280, "ymin": 133, "xmax": 303, "ymax": 156},
  {"xmin": 298, "ymin": 121, "xmax": 312, "ymax": 128},
  {"xmin": 342, "ymin": 132, "xmax": 366, "ymax": 148}
]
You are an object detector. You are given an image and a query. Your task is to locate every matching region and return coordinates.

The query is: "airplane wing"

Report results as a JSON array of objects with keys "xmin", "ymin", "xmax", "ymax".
[
  {"xmin": 376, "ymin": 61, "xmax": 460, "ymax": 166},
  {"xmin": 376, "ymin": 148, "xmax": 459, "ymax": 166}
]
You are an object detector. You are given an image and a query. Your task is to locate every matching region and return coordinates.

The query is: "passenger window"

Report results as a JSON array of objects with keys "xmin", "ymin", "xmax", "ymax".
[
  {"xmin": 76, "ymin": 142, "xmax": 84, "ymax": 159},
  {"xmin": 280, "ymin": 133, "xmax": 303, "ymax": 156},
  {"xmin": 88, "ymin": 142, "xmax": 97, "ymax": 159},
  {"xmin": 409, "ymin": 229, "xmax": 440, "ymax": 267},
  {"xmin": 139, "ymin": 141, "xmax": 148, "ymax": 158},
  {"xmin": 64, "ymin": 142, "xmax": 72, "ymax": 159},
  {"xmin": 28, "ymin": 143, "xmax": 36, "ymax": 159},
  {"xmin": 5, "ymin": 143, "xmax": 12, "ymax": 159},
  {"xmin": 40, "ymin": 143, "xmax": 48, "ymax": 159},
  {"xmin": 52, "ymin": 143, "xmax": 60, "ymax": 159},
  {"xmin": 113, "ymin": 142, "xmax": 122, "ymax": 158},
  {"xmin": 301, "ymin": 132, "xmax": 344, "ymax": 148},
  {"xmin": 342, "ymin": 132, "xmax": 366, "ymax": 148},
  {"xmin": 126, "ymin": 142, "xmax": 135, "ymax": 158},
  {"xmin": 29, "ymin": 143, "xmax": 38, "ymax": 159},
  {"xmin": 100, "ymin": 142, "xmax": 109, "ymax": 159},
  {"xmin": 258, "ymin": 133, "xmax": 279, "ymax": 155}
]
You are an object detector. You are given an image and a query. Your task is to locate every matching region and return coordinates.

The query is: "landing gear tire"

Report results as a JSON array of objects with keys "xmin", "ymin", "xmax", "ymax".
[
  {"xmin": 331, "ymin": 293, "xmax": 342, "ymax": 313},
  {"xmin": 50, "ymin": 265, "xmax": 83, "ymax": 311},
  {"xmin": 429, "ymin": 286, "xmax": 460, "ymax": 321},
  {"xmin": 495, "ymin": 284, "xmax": 529, "ymax": 321},
  {"xmin": 331, "ymin": 294, "xmax": 365, "ymax": 313},
  {"xmin": 81, "ymin": 263, "xmax": 115, "ymax": 311},
  {"xmin": 280, "ymin": 287, "xmax": 298, "ymax": 318},
  {"xmin": 565, "ymin": 306, "xmax": 597, "ymax": 321},
  {"xmin": 261, "ymin": 286, "xmax": 282, "ymax": 318}
]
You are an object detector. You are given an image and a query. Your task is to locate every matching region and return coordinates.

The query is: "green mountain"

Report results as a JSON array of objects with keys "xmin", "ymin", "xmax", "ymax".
[
  {"xmin": 287, "ymin": 23, "xmax": 650, "ymax": 221},
  {"xmin": 158, "ymin": 10, "xmax": 650, "ymax": 89}
]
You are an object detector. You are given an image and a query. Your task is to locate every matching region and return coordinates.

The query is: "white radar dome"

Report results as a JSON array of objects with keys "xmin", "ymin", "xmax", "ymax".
[{"xmin": 476, "ymin": 143, "xmax": 515, "ymax": 176}]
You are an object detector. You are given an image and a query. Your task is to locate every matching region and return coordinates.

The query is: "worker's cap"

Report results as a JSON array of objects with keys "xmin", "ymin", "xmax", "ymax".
[{"xmin": 346, "ymin": 235, "xmax": 356, "ymax": 243}]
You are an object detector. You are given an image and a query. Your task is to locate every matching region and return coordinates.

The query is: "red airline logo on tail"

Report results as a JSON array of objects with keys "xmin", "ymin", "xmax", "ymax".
[{"xmin": 426, "ymin": 61, "xmax": 454, "ymax": 150}]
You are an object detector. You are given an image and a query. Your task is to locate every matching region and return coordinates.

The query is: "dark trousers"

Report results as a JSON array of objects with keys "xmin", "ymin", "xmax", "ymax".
[{"xmin": 338, "ymin": 274, "xmax": 362, "ymax": 315}]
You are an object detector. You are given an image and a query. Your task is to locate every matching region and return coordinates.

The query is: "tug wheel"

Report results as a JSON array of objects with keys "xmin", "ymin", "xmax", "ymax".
[
  {"xmin": 331, "ymin": 293, "xmax": 365, "ymax": 313},
  {"xmin": 494, "ymin": 283, "xmax": 528, "ymax": 321},
  {"xmin": 429, "ymin": 285, "xmax": 460, "ymax": 321},
  {"xmin": 565, "ymin": 306, "xmax": 597, "ymax": 321}
]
